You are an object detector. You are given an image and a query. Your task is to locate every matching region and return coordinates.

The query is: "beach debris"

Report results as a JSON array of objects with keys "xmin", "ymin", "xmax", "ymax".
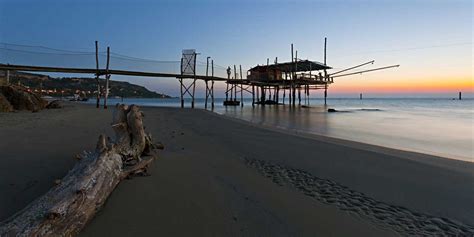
[
  {"xmin": 46, "ymin": 100, "xmax": 62, "ymax": 109},
  {"xmin": 155, "ymin": 142, "xmax": 165, "ymax": 150},
  {"xmin": 327, "ymin": 108, "xmax": 338, "ymax": 112},
  {"xmin": 0, "ymin": 104, "xmax": 161, "ymax": 236}
]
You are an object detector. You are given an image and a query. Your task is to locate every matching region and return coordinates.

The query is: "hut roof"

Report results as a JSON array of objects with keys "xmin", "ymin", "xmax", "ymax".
[{"xmin": 250, "ymin": 60, "xmax": 331, "ymax": 72}]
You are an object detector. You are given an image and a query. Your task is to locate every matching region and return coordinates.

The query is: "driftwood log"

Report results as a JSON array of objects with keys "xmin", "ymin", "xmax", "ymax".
[{"xmin": 0, "ymin": 104, "xmax": 160, "ymax": 236}]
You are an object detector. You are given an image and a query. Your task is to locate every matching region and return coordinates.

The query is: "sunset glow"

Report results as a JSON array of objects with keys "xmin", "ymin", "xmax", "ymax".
[{"xmin": 332, "ymin": 76, "xmax": 474, "ymax": 94}]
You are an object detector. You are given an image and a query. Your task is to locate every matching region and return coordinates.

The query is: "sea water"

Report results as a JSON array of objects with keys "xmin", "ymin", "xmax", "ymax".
[{"xmin": 84, "ymin": 97, "xmax": 474, "ymax": 162}]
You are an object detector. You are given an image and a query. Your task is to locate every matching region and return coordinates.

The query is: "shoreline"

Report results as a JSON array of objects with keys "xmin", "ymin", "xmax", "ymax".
[
  {"xmin": 210, "ymin": 108, "xmax": 473, "ymax": 168},
  {"xmin": 1, "ymin": 103, "xmax": 473, "ymax": 236}
]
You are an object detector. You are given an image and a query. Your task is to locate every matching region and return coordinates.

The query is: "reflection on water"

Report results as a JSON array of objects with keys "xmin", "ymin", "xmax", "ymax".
[{"xmin": 85, "ymin": 97, "xmax": 474, "ymax": 162}]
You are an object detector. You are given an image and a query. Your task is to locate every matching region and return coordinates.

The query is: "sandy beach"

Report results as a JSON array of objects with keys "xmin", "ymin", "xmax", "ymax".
[{"xmin": 1, "ymin": 103, "xmax": 473, "ymax": 236}]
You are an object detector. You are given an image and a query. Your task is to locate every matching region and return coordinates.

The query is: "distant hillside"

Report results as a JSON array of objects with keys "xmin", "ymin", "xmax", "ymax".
[{"xmin": 0, "ymin": 71, "xmax": 172, "ymax": 98}]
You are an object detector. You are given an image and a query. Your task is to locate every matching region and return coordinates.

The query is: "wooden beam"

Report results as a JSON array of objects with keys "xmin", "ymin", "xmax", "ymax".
[{"xmin": 0, "ymin": 64, "xmax": 228, "ymax": 81}]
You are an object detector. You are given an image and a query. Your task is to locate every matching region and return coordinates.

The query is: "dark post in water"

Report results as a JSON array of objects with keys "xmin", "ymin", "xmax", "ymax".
[{"xmin": 459, "ymin": 92, "xmax": 462, "ymax": 100}]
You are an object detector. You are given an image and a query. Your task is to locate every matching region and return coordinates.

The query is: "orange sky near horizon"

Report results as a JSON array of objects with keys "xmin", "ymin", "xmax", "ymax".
[{"xmin": 331, "ymin": 76, "xmax": 473, "ymax": 94}]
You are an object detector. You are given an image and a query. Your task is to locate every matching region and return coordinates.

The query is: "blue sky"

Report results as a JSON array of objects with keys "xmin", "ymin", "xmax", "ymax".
[{"xmin": 0, "ymin": 0, "xmax": 472, "ymax": 97}]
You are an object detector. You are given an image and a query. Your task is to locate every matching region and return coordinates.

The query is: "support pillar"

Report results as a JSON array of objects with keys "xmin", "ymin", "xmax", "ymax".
[
  {"xmin": 103, "ymin": 47, "xmax": 110, "ymax": 109},
  {"xmin": 298, "ymin": 86, "xmax": 301, "ymax": 105},
  {"xmin": 205, "ymin": 80, "xmax": 209, "ymax": 109},
  {"xmin": 324, "ymin": 84, "xmax": 328, "ymax": 105},
  {"xmin": 211, "ymin": 60, "xmax": 215, "ymax": 108},
  {"xmin": 191, "ymin": 77, "xmax": 196, "ymax": 109},
  {"xmin": 179, "ymin": 79, "xmax": 184, "ymax": 108},
  {"xmin": 252, "ymin": 85, "xmax": 255, "ymax": 106},
  {"xmin": 211, "ymin": 80, "xmax": 215, "ymax": 108}
]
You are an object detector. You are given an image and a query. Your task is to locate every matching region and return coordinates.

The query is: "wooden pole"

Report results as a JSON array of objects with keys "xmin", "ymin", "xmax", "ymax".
[
  {"xmin": 276, "ymin": 86, "xmax": 279, "ymax": 104},
  {"xmin": 103, "ymin": 47, "xmax": 110, "ymax": 109},
  {"xmin": 205, "ymin": 57, "xmax": 209, "ymax": 109},
  {"xmin": 324, "ymin": 37, "xmax": 327, "ymax": 65},
  {"xmin": 306, "ymin": 85, "xmax": 310, "ymax": 106},
  {"xmin": 191, "ymin": 52, "xmax": 197, "ymax": 109},
  {"xmin": 211, "ymin": 60, "xmax": 215, "ymax": 108},
  {"xmin": 283, "ymin": 87, "xmax": 286, "ymax": 105},
  {"xmin": 179, "ymin": 79, "xmax": 184, "ymax": 108},
  {"xmin": 324, "ymin": 37, "xmax": 328, "ymax": 82},
  {"xmin": 298, "ymin": 87, "xmax": 301, "ymax": 105},
  {"xmin": 226, "ymin": 66, "xmax": 230, "ymax": 102},
  {"xmin": 324, "ymin": 84, "xmax": 327, "ymax": 105},
  {"xmin": 95, "ymin": 41, "xmax": 100, "ymax": 108},
  {"xmin": 252, "ymin": 85, "xmax": 255, "ymax": 106},
  {"xmin": 206, "ymin": 57, "xmax": 210, "ymax": 77},
  {"xmin": 256, "ymin": 85, "xmax": 259, "ymax": 103},
  {"xmin": 234, "ymin": 65, "xmax": 237, "ymax": 101},
  {"xmin": 205, "ymin": 80, "xmax": 209, "ymax": 109},
  {"xmin": 293, "ymin": 50, "xmax": 297, "ymax": 106},
  {"xmin": 240, "ymin": 65, "xmax": 243, "ymax": 107},
  {"xmin": 459, "ymin": 91, "xmax": 462, "ymax": 100},
  {"xmin": 290, "ymin": 44, "xmax": 294, "ymax": 106}
]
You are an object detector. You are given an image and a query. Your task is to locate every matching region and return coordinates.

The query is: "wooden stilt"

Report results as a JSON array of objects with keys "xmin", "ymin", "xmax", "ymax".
[
  {"xmin": 324, "ymin": 84, "xmax": 328, "ymax": 105},
  {"xmin": 205, "ymin": 80, "xmax": 209, "ymax": 109},
  {"xmin": 211, "ymin": 60, "xmax": 215, "ymax": 108},
  {"xmin": 205, "ymin": 58, "xmax": 209, "ymax": 109},
  {"xmin": 252, "ymin": 85, "xmax": 255, "ymax": 106},
  {"xmin": 298, "ymin": 86, "xmax": 301, "ymax": 105},
  {"xmin": 191, "ymin": 52, "xmax": 197, "ymax": 109},
  {"xmin": 191, "ymin": 77, "xmax": 196, "ymax": 109},
  {"xmin": 95, "ymin": 41, "xmax": 100, "ymax": 109},
  {"xmin": 283, "ymin": 88, "xmax": 286, "ymax": 105},
  {"xmin": 240, "ymin": 65, "xmax": 243, "ymax": 107},
  {"xmin": 103, "ymin": 47, "xmax": 110, "ymax": 109},
  {"xmin": 179, "ymin": 79, "xmax": 184, "ymax": 108},
  {"xmin": 233, "ymin": 65, "xmax": 237, "ymax": 101},
  {"xmin": 276, "ymin": 86, "xmax": 279, "ymax": 104},
  {"xmin": 307, "ymin": 85, "xmax": 310, "ymax": 106}
]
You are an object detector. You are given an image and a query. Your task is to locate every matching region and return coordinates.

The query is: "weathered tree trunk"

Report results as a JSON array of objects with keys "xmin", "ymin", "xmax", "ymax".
[{"xmin": 0, "ymin": 104, "xmax": 160, "ymax": 236}]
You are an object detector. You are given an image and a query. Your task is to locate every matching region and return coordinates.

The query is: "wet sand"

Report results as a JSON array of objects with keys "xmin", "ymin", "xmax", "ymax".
[{"xmin": 0, "ymin": 103, "xmax": 473, "ymax": 236}]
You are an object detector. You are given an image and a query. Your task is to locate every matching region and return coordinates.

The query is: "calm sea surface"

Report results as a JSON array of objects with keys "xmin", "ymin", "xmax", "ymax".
[{"xmin": 85, "ymin": 97, "xmax": 474, "ymax": 162}]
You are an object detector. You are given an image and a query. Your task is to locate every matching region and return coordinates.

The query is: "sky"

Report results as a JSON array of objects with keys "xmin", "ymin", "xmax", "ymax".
[{"xmin": 0, "ymin": 0, "xmax": 472, "ymax": 98}]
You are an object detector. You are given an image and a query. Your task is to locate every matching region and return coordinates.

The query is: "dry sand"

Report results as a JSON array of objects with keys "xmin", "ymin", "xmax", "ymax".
[{"xmin": 0, "ymin": 103, "xmax": 473, "ymax": 236}]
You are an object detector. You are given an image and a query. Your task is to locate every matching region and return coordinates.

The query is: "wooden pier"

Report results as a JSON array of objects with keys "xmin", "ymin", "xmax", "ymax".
[{"xmin": 0, "ymin": 39, "xmax": 400, "ymax": 109}]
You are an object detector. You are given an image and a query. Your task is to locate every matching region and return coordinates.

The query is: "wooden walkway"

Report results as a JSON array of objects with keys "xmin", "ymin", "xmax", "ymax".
[{"xmin": 0, "ymin": 64, "xmax": 228, "ymax": 81}]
